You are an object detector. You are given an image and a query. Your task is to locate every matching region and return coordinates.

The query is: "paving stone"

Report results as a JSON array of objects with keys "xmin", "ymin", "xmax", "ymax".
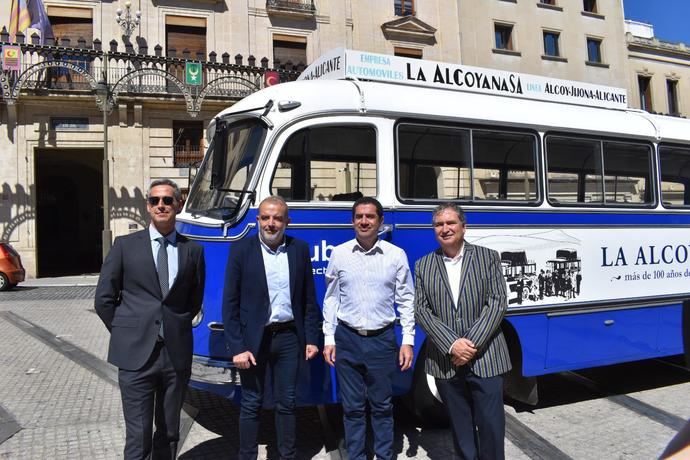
[
  {"xmin": 0, "ymin": 314, "xmax": 123, "ymax": 459},
  {"xmin": 507, "ymin": 397, "xmax": 675, "ymax": 459},
  {"xmin": 1, "ymin": 286, "xmax": 688, "ymax": 459},
  {"xmin": 0, "ymin": 286, "xmax": 97, "ymax": 302}
]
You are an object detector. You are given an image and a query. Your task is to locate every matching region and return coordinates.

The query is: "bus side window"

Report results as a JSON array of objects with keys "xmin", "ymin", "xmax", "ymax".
[
  {"xmin": 546, "ymin": 136, "xmax": 653, "ymax": 206},
  {"xmin": 659, "ymin": 145, "xmax": 690, "ymax": 207},
  {"xmin": 602, "ymin": 141, "xmax": 653, "ymax": 204},
  {"xmin": 270, "ymin": 125, "xmax": 377, "ymax": 202},
  {"xmin": 397, "ymin": 123, "xmax": 538, "ymax": 203},
  {"xmin": 472, "ymin": 130, "xmax": 538, "ymax": 201},
  {"xmin": 546, "ymin": 137, "xmax": 603, "ymax": 204},
  {"xmin": 397, "ymin": 124, "xmax": 471, "ymax": 200}
]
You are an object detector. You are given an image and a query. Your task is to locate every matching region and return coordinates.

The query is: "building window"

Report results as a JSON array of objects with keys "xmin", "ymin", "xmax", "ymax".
[
  {"xmin": 273, "ymin": 34, "xmax": 307, "ymax": 68},
  {"xmin": 494, "ymin": 24, "xmax": 514, "ymax": 51},
  {"xmin": 173, "ymin": 121, "xmax": 204, "ymax": 167},
  {"xmin": 394, "ymin": 47, "xmax": 422, "ymax": 59},
  {"xmin": 45, "ymin": 6, "xmax": 93, "ymax": 88},
  {"xmin": 165, "ymin": 16, "xmax": 207, "ymax": 58},
  {"xmin": 540, "ymin": 0, "xmax": 556, "ymax": 4},
  {"xmin": 543, "ymin": 31, "xmax": 560, "ymax": 57},
  {"xmin": 48, "ymin": 6, "xmax": 93, "ymax": 45},
  {"xmin": 638, "ymin": 76, "xmax": 652, "ymax": 112},
  {"xmin": 395, "ymin": 0, "xmax": 415, "ymax": 16},
  {"xmin": 586, "ymin": 38, "xmax": 602, "ymax": 63},
  {"xmin": 583, "ymin": 0, "xmax": 597, "ymax": 13},
  {"xmin": 667, "ymin": 79, "xmax": 679, "ymax": 115}
]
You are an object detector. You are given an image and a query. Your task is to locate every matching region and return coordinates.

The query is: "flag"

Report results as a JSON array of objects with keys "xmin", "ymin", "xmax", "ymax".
[
  {"xmin": 27, "ymin": 0, "xmax": 53, "ymax": 44},
  {"xmin": 2, "ymin": 45, "xmax": 22, "ymax": 71},
  {"xmin": 9, "ymin": 0, "xmax": 31, "ymax": 41},
  {"xmin": 264, "ymin": 71, "xmax": 280, "ymax": 87},
  {"xmin": 185, "ymin": 62, "xmax": 202, "ymax": 86}
]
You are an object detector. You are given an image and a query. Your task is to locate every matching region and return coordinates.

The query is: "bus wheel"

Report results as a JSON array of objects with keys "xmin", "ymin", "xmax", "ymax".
[{"xmin": 403, "ymin": 343, "xmax": 449, "ymax": 428}]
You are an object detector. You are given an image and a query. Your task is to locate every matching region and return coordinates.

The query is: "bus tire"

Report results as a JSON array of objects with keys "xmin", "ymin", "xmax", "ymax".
[{"xmin": 403, "ymin": 343, "xmax": 449, "ymax": 428}]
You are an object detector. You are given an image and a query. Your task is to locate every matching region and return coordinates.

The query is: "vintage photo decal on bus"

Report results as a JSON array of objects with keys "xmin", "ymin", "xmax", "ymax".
[{"xmin": 466, "ymin": 228, "xmax": 690, "ymax": 309}]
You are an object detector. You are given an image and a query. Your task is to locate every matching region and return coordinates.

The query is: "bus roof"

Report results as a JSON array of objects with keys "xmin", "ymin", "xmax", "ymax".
[{"xmin": 220, "ymin": 78, "xmax": 690, "ymax": 144}]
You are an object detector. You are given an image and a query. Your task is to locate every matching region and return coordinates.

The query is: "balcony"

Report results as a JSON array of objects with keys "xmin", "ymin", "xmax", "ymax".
[
  {"xmin": 0, "ymin": 28, "xmax": 301, "ymax": 117},
  {"xmin": 266, "ymin": 0, "xmax": 316, "ymax": 19},
  {"xmin": 174, "ymin": 146, "xmax": 204, "ymax": 168}
]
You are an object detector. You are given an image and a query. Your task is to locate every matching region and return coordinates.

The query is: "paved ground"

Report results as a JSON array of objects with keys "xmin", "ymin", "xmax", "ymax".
[{"xmin": 1, "ymin": 283, "xmax": 689, "ymax": 459}]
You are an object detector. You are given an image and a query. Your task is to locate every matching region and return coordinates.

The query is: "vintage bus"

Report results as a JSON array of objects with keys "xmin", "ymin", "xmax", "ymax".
[{"xmin": 177, "ymin": 49, "xmax": 690, "ymax": 419}]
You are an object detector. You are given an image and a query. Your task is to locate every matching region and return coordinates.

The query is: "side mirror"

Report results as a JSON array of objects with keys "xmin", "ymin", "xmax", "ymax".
[{"xmin": 210, "ymin": 120, "xmax": 227, "ymax": 189}]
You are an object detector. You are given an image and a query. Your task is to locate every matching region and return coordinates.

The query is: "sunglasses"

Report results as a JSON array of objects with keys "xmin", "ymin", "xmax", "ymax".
[{"xmin": 148, "ymin": 196, "xmax": 175, "ymax": 206}]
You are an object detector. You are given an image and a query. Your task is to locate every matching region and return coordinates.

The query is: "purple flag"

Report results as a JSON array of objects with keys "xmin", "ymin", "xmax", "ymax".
[{"xmin": 27, "ymin": 0, "xmax": 53, "ymax": 44}]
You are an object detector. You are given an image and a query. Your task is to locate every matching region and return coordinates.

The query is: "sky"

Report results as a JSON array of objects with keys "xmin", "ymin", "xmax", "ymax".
[{"xmin": 623, "ymin": 0, "xmax": 690, "ymax": 44}]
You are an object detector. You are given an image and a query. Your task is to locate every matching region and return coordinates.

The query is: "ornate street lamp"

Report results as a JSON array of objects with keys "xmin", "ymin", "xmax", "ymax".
[{"xmin": 115, "ymin": 1, "xmax": 141, "ymax": 38}]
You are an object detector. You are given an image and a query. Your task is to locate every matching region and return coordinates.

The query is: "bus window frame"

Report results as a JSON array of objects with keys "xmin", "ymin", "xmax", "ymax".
[
  {"xmin": 394, "ymin": 118, "xmax": 543, "ymax": 206},
  {"xmin": 658, "ymin": 142, "xmax": 690, "ymax": 209},
  {"xmin": 185, "ymin": 116, "xmax": 268, "ymax": 221},
  {"xmin": 265, "ymin": 119, "xmax": 381, "ymax": 206},
  {"xmin": 544, "ymin": 131, "xmax": 658, "ymax": 209}
]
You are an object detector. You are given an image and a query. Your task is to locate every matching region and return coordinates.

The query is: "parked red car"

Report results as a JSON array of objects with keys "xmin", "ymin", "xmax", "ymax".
[{"xmin": 0, "ymin": 242, "xmax": 25, "ymax": 291}]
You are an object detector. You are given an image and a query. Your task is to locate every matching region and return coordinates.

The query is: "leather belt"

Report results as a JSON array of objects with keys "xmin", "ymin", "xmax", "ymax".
[
  {"xmin": 341, "ymin": 322, "xmax": 394, "ymax": 337},
  {"xmin": 265, "ymin": 320, "xmax": 296, "ymax": 333}
]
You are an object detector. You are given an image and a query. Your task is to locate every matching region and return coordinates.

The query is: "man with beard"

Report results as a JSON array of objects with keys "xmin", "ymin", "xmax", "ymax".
[{"xmin": 222, "ymin": 196, "xmax": 321, "ymax": 460}]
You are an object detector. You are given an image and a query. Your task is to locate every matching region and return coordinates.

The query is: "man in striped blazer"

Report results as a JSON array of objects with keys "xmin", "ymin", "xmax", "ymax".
[{"xmin": 414, "ymin": 203, "xmax": 511, "ymax": 460}]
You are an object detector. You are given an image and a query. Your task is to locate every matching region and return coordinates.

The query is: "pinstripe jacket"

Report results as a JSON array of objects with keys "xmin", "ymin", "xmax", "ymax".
[{"xmin": 414, "ymin": 242, "xmax": 512, "ymax": 379}]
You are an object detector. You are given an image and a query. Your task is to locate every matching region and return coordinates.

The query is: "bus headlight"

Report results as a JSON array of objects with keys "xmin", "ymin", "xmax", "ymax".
[{"xmin": 192, "ymin": 304, "xmax": 204, "ymax": 327}]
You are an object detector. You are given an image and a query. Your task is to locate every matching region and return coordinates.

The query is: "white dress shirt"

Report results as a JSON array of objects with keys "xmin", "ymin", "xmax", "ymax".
[
  {"xmin": 442, "ymin": 244, "xmax": 465, "ymax": 353},
  {"xmin": 322, "ymin": 238, "xmax": 415, "ymax": 346},
  {"xmin": 259, "ymin": 235, "xmax": 294, "ymax": 324},
  {"xmin": 442, "ymin": 243, "xmax": 465, "ymax": 308}
]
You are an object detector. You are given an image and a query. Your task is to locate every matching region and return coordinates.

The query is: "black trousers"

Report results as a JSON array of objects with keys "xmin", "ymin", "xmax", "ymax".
[
  {"xmin": 118, "ymin": 341, "xmax": 190, "ymax": 460},
  {"xmin": 238, "ymin": 327, "xmax": 300, "ymax": 460},
  {"xmin": 435, "ymin": 368, "xmax": 505, "ymax": 460}
]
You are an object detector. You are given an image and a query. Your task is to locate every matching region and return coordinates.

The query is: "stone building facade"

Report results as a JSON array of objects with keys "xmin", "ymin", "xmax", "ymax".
[
  {"xmin": 625, "ymin": 20, "xmax": 690, "ymax": 117},
  {"xmin": 0, "ymin": 0, "xmax": 687, "ymax": 277}
]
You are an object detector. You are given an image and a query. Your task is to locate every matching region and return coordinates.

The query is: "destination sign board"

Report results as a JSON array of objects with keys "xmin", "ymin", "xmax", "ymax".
[{"xmin": 298, "ymin": 48, "xmax": 628, "ymax": 110}]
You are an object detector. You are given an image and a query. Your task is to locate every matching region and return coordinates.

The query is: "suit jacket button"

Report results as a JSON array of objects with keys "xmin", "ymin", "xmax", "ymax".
[{"xmin": 155, "ymin": 320, "xmax": 160, "ymax": 325}]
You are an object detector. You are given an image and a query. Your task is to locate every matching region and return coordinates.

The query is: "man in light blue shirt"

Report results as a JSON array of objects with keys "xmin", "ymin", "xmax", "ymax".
[
  {"xmin": 322, "ymin": 196, "xmax": 415, "ymax": 460},
  {"xmin": 222, "ymin": 196, "xmax": 321, "ymax": 460}
]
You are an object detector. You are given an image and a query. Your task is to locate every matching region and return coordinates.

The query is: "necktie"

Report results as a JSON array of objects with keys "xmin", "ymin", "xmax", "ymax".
[
  {"xmin": 156, "ymin": 237, "xmax": 168, "ymax": 339},
  {"xmin": 156, "ymin": 237, "xmax": 169, "ymax": 297}
]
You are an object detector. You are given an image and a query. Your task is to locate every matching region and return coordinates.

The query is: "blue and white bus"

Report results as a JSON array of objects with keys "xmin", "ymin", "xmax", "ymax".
[{"xmin": 178, "ymin": 49, "xmax": 690, "ymax": 419}]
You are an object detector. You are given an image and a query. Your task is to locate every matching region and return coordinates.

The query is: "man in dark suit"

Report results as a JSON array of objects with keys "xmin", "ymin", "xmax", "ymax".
[
  {"xmin": 95, "ymin": 179, "xmax": 205, "ymax": 460},
  {"xmin": 414, "ymin": 203, "xmax": 511, "ymax": 460},
  {"xmin": 222, "ymin": 196, "xmax": 321, "ymax": 460}
]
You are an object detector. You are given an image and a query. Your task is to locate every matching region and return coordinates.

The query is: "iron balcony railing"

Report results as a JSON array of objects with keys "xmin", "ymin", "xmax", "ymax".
[
  {"xmin": 266, "ymin": 0, "xmax": 316, "ymax": 14},
  {"xmin": 0, "ymin": 28, "xmax": 303, "ymax": 107}
]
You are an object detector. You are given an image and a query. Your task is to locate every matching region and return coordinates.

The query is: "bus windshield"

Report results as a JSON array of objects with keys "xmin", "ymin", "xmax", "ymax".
[{"xmin": 186, "ymin": 118, "xmax": 266, "ymax": 219}]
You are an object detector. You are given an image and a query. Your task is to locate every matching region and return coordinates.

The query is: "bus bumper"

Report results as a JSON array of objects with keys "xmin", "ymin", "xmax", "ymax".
[{"xmin": 189, "ymin": 355, "xmax": 239, "ymax": 398}]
